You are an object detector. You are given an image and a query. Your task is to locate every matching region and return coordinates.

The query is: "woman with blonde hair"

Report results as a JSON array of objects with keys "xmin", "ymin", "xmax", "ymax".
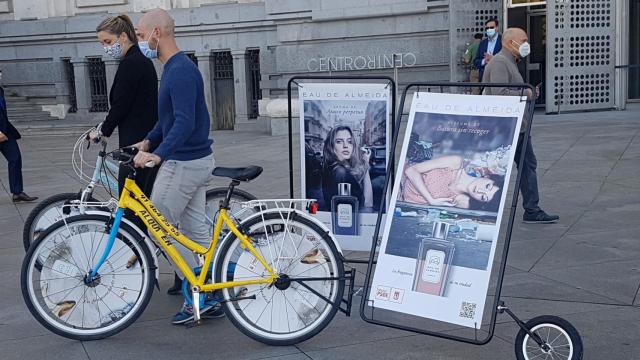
[{"xmin": 321, "ymin": 125, "xmax": 373, "ymax": 211}]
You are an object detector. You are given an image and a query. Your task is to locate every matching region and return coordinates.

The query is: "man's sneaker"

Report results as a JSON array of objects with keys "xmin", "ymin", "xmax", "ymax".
[
  {"xmin": 523, "ymin": 210, "xmax": 559, "ymax": 224},
  {"xmin": 171, "ymin": 302, "xmax": 213, "ymax": 325},
  {"xmin": 201, "ymin": 302, "xmax": 225, "ymax": 319}
]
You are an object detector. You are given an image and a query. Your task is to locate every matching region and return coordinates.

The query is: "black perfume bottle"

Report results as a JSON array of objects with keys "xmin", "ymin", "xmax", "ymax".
[
  {"xmin": 331, "ymin": 183, "xmax": 359, "ymax": 236},
  {"xmin": 412, "ymin": 221, "xmax": 455, "ymax": 297}
]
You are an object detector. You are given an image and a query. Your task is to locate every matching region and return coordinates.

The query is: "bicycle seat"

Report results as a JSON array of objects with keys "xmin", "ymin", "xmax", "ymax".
[{"xmin": 212, "ymin": 166, "xmax": 263, "ymax": 182}]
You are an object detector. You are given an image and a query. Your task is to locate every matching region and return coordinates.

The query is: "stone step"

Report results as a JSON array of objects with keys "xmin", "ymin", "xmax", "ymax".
[
  {"xmin": 5, "ymin": 102, "xmax": 35, "ymax": 107},
  {"xmin": 7, "ymin": 108, "xmax": 50, "ymax": 114},
  {"xmin": 8, "ymin": 115, "xmax": 57, "ymax": 122}
]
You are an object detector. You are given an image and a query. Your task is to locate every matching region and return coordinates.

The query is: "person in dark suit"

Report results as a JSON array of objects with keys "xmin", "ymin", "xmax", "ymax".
[
  {"xmin": 473, "ymin": 18, "xmax": 503, "ymax": 82},
  {"xmin": 0, "ymin": 70, "xmax": 38, "ymax": 203}
]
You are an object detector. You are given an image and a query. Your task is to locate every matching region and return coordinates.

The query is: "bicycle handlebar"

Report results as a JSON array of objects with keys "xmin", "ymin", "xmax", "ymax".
[{"xmin": 110, "ymin": 147, "xmax": 156, "ymax": 168}]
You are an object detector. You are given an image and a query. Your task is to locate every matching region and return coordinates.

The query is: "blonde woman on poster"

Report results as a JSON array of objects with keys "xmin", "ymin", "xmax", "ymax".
[{"xmin": 321, "ymin": 125, "xmax": 374, "ymax": 212}]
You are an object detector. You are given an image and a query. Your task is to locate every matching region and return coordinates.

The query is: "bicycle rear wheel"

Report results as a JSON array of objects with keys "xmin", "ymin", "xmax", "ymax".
[
  {"xmin": 22, "ymin": 192, "xmax": 103, "ymax": 252},
  {"xmin": 21, "ymin": 214, "xmax": 155, "ymax": 341},
  {"xmin": 214, "ymin": 212, "xmax": 344, "ymax": 345},
  {"xmin": 205, "ymin": 187, "xmax": 257, "ymax": 227}
]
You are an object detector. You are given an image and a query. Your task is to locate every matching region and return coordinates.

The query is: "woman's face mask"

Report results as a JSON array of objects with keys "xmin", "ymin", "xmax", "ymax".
[
  {"xmin": 139, "ymin": 31, "xmax": 158, "ymax": 59},
  {"xmin": 103, "ymin": 41, "xmax": 123, "ymax": 59}
]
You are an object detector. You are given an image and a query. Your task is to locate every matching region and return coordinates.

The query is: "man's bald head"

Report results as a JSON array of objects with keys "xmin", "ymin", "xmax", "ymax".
[
  {"xmin": 139, "ymin": 8, "xmax": 175, "ymax": 37},
  {"xmin": 502, "ymin": 27, "xmax": 527, "ymax": 44},
  {"xmin": 502, "ymin": 27, "xmax": 529, "ymax": 58},
  {"xmin": 136, "ymin": 8, "xmax": 181, "ymax": 63}
]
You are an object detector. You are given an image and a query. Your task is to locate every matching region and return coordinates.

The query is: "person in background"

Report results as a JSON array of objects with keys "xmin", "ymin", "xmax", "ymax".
[
  {"xmin": 482, "ymin": 27, "xmax": 559, "ymax": 224},
  {"xmin": 464, "ymin": 33, "xmax": 484, "ymax": 94},
  {"xmin": 474, "ymin": 18, "xmax": 502, "ymax": 82},
  {"xmin": 0, "ymin": 70, "xmax": 38, "ymax": 203}
]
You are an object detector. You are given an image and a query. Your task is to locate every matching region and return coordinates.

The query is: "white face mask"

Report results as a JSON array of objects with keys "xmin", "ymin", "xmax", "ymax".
[{"xmin": 512, "ymin": 40, "xmax": 531, "ymax": 58}]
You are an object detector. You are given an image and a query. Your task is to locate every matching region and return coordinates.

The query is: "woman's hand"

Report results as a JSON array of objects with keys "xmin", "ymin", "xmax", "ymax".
[
  {"xmin": 429, "ymin": 197, "xmax": 458, "ymax": 207},
  {"xmin": 361, "ymin": 147, "xmax": 371, "ymax": 164}
]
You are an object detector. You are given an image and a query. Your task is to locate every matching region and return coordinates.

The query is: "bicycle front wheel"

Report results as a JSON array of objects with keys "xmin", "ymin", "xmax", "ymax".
[
  {"xmin": 21, "ymin": 214, "xmax": 155, "ymax": 341},
  {"xmin": 214, "ymin": 212, "xmax": 344, "ymax": 345}
]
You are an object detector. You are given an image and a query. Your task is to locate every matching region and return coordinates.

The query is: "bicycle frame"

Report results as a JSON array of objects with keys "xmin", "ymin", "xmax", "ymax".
[
  {"xmin": 75, "ymin": 140, "xmax": 120, "ymax": 205},
  {"xmin": 90, "ymin": 177, "xmax": 278, "ymax": 292}
]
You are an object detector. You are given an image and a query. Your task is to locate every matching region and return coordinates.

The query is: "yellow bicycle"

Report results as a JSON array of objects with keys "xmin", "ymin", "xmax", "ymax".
[{"xmin": 22, "ymin": 147, "xmax": 345, "ymax": 345}]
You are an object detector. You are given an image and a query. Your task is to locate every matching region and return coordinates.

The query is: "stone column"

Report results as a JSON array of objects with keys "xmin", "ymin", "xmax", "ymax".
[
  {"xmin": 196, "ymin": 51, "xmax": 214, "ymax": 126},
  {"xmin": 104, "ymin": 57, "xmax": 120, "ymax": 97},
  {"xmin": 71, "ymin": 57, "xmax": 91, "ymax": 114},
  {"xmin": 614, "ymin": 0, "xmax": 629, "ymax": 110},
  {"xmin": 231, "ymin": 50, "xmax": 250, "ymax": 127}
]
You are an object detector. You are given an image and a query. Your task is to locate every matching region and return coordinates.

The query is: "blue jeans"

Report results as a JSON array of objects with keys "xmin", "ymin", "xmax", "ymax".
[
  {"xmin": 0, "ymin": 138, "xmax": 23, "ymax": 194},
  {"xmin": 514, "ymin": 134, "xmax": 541, "ymax": 214}
]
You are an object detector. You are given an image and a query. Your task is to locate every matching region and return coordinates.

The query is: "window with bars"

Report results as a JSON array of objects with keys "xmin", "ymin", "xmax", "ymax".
[
  {"xmin": 87, "ymin": 57, "xmax": 108, "ymax": 112},
  {"xmin": 213, "ymin": 51, "xmax": 234, "ymax": 79},
  {"xmin": 247, "ymin": 49, "xmax": 262, "ymax": 119},
  {"xmin": 62, "ymin": 59, "xmax": 77, "ymax": 113}
]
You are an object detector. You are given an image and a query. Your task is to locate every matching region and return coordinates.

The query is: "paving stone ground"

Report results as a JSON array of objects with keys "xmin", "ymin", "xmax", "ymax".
[{"xmin": 1, "ymin": 105, "xmax": 639, "ymax": 359}]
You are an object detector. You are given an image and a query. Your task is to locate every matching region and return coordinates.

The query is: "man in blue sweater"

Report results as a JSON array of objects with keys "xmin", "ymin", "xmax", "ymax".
[{"xmin": 133, "ymin": 9, "xmax": 217, "ymax": 324}]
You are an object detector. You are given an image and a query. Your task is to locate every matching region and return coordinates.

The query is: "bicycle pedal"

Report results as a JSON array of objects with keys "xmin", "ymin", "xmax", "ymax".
[{"xmin": 185, "ymin": 319, "xmax": 202, "ymax": 329}]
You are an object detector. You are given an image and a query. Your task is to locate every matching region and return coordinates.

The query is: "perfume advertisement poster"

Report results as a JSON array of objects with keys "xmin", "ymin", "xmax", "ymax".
[
  {"xmin": 300, "ymin": 83, "xmax": 390, "ymax": 251},
  {"xmin": 370, "ymin": 92, "xmax": 524, "ymax": 328}
]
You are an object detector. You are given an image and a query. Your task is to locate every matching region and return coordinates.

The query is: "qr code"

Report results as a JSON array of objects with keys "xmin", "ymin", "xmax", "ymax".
[{"xmin": 459, "ymin": 301, "xmax": 477, "ymax": 319}]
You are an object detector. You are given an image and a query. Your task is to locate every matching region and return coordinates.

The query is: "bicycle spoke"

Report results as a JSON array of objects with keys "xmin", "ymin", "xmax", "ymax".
[
  {"xmin": 233, "ymin": 261, "xmax": 265, "ymax": 278},
  {"xmin": 61, "ymin": 285, "xmax": 89, "ymax": 324},
  {"xmin": 78, "ymin": 230, "xmax": 92, "ymax": 271},
  {"xmin": 280, "ymin": 244, "xmax": 321, "ymax": 275},
  {"xmin": 41, "ymin": 242, "xmax": 85, "ymax": 274},
  {"xmin": 90, "ymin": 231, "xmax": 107, "ymax": 265},
  {"xmin": 283, "ymin": 291, "xmax": 291, "ymax": 333},
  {"xmin": 289, "ymin": 262, "xmax": 329, "ymax": 278},
  {"xmin": 42, "ymin": 279, "xmax": 84, "ymax": 300},
  {"xmin": 253, "ymin": 289, "xmax": 277, "ymax": 327},
  {"xmin": 101, "ymin": 285, "xmax": 134, "ymax": 307},
  {"xmin": 282, "ymin": 290, "xmax": 308, "ymax": 328}
]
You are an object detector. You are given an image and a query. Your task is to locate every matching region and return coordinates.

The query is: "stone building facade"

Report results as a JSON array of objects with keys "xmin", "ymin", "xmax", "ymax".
[{"xmin": 0, "ymin": 0, "xmax": 633, "ymax": 133}]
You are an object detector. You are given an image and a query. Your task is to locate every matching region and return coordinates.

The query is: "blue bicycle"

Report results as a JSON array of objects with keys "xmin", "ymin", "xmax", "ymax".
[{"xmin": 22, "ymin": 127, "xmax": 256, "ymax": 251}]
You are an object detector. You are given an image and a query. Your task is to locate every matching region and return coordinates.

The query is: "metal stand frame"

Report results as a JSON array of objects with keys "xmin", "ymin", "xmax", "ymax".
[
  {"xmin": 285, "ymin": 75, "xmax": 397, "ymax": 314},
  {"xmin": 359, "ymin": 82, "xmax": 542, "ymax": 345}
]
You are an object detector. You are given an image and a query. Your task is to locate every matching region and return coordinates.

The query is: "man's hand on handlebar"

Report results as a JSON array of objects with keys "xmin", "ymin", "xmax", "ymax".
[
  {"xmin": 133, "ymin": 139, "xmax": 151, "ymax": 152},
  {"xmin": 133, "ymin": 150, "xmax": 161, "ymax": 168}
]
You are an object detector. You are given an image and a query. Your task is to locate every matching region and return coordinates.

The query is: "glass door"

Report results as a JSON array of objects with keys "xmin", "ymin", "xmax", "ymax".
[{"xmin": 527, "ymin": 11, "xmax": 546, "ymax": 105}]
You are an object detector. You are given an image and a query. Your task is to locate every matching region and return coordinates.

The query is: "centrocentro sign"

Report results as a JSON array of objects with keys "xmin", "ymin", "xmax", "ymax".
[{"xmin": 307, "ymin": 53, "xmax": 417, "ymax": 72}]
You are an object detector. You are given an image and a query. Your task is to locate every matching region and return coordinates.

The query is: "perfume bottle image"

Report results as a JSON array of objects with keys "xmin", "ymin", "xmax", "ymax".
[
  {"xmin": 412, "ymin": 221, "xmax": 455, "ymax": 297},
  {"xmin": 331, "ymin": 183, "xmax": 359, "ymax": 236}
]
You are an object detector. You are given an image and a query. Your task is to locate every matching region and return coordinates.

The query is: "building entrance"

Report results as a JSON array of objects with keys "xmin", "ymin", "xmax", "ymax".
[{"xmin": 507, "ymin": 5, "xmax": 546, "ymax": 106}]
